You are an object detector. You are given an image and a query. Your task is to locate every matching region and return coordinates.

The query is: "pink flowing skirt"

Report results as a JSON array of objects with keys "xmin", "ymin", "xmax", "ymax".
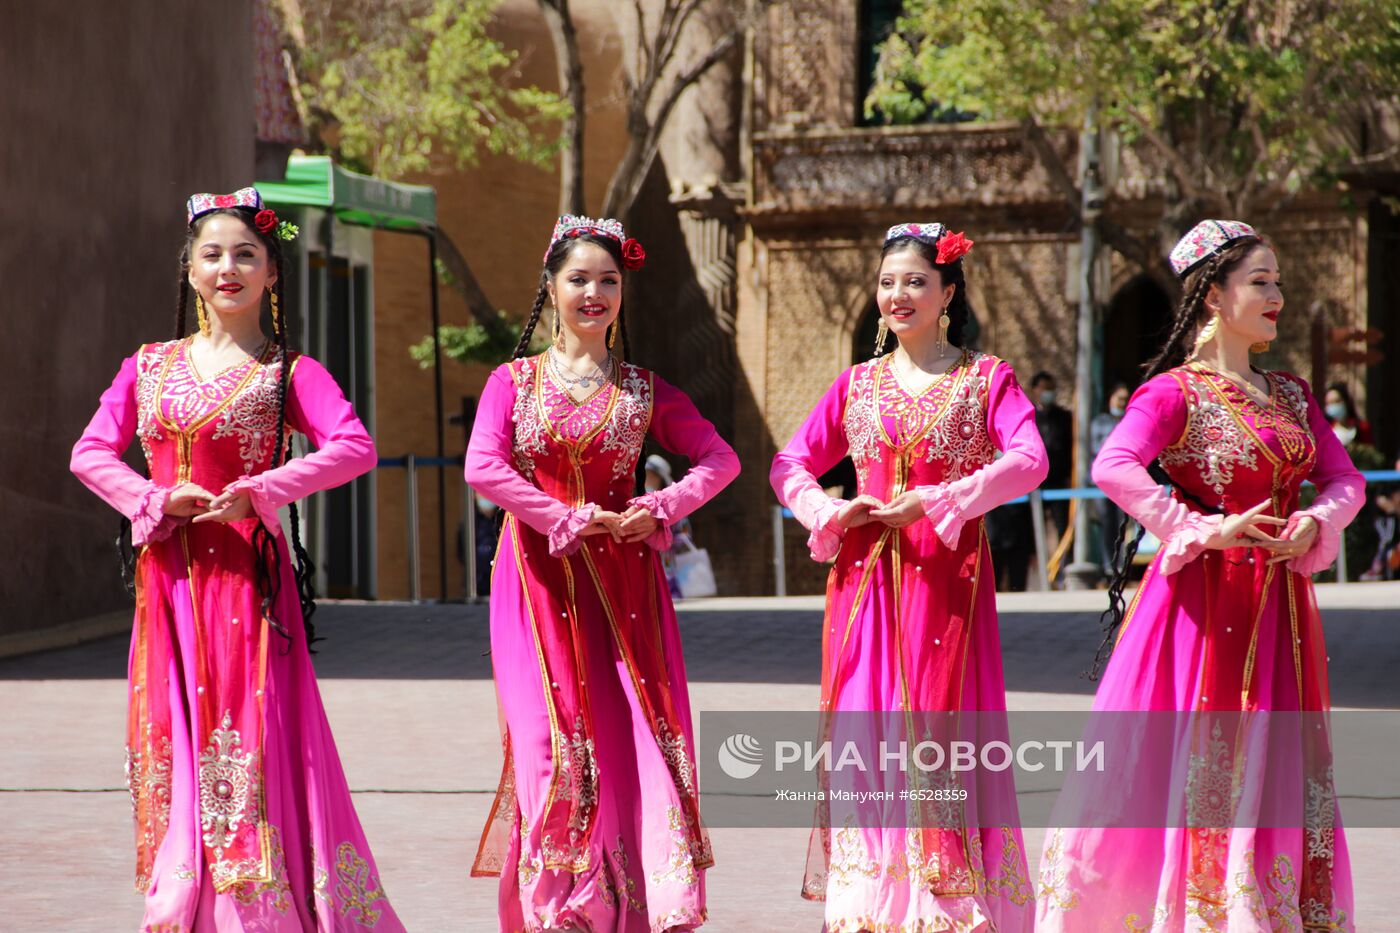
[
  {"xmin": 480, "ymin": 534, "xmax": 707, "ymax": 932},
  {"xmin": 135, "ymin": 544, "xmax": 405, "ymax": 933},
  {"xmin": 1036, "ymin": 556, "xmax": 1354, "ymax": 932},
  {"xmin": 808, "ymin": 536, "xmax": 1035, "ymax": 933}
]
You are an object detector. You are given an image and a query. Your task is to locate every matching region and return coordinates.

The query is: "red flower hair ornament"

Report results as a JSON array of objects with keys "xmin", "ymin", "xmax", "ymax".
[
  {"xmin": 254, "ymin": 209, "xmax": 279, "ymax": 235},
  {"xmin": 935, "ymin": 231, "xmax": 974, "ymax": 265},
  {"xmin": 621, "ymin": 237, "xmax": 646, "ymax": 271}
]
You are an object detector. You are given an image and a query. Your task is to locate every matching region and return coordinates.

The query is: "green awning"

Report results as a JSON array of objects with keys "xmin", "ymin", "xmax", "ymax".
[{"xmin": 256, "ymin": 155, "xmax": 436, "ymax": 231}]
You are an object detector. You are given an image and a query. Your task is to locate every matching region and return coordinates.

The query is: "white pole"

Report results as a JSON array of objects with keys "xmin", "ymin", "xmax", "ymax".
[
  {"xmin": 772, "ymin": 505, "xmax": 788, "ymax": 598},
  {"xmin": 1030, "ymin": 489, "xmax": 1051, "ymax": 592}
]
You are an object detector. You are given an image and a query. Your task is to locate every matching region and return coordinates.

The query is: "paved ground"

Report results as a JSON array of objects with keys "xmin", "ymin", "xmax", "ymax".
[{"xmin": 2, "ymin": 583, "xmax": 1397, "ymax": 931}]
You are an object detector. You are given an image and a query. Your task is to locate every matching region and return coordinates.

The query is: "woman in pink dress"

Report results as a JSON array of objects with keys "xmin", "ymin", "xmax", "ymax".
[
  {"xmin": 771, "ymin": 223, "xmax": 1047, "ymax": 932},
  {"xmin": 465, "ymin": 215, "xmax": 739, "ymax": 931},
  {"xmin": 1036, "ymin": 221, "xmax": 1363, "ymax": 930},
  {"xmin": 70, "ymin": 188, "xmax": 404, "ymax": 932}
]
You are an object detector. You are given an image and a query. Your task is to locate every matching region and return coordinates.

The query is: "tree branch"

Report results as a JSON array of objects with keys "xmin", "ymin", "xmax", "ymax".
[
  {"xmin": 1019, "ymin": 116, "xmax": 1080, "ymax": 204},
  {"xmin": 435, "ymin": 227, "xmax": 500, "ymax": 325},
  {"xmin": 653, "ymin": 0, "xmax": 706, "ymax": 80},
  {"xmin": 601, "ymin": 26, "xmax": 740, "ymax": 219},
  {"xmin": 1124, "ymin": 106, "xmax": 1212, "ymax": 204},
  {"xmin": 537, "ymin": 0, "xmax": 586, "ymax": 214}
]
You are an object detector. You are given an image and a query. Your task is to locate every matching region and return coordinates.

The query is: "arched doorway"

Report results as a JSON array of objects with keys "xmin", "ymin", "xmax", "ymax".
[
  {"xmin": 852, "ymin": 297, "xmax": 881, "ymax": 364},
  {"xmin": 1103, "ymin": 275, "xmax": 1173, "ymax": 390}
]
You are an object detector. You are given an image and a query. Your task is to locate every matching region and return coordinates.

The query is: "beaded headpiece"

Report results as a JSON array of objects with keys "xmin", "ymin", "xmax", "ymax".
[
  {"xmin": 1169, "ymin": 220, "xmax": 1258, "ymax": 277},
  {"xmin": 187, "ymin": 186, "xmax": 298, "ymax": 241},
  {"xmin": 884, "ymin": 222, "xmax": 974, "ymax": 264},
  {"xmin": 544, "ymin": 214, "xmax": 645, "ymax": 270}
]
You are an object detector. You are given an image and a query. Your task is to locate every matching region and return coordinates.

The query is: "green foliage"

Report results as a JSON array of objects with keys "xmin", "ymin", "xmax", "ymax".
[
  {"xmin": 869, "ymin": 0, "xmax": 1400, "ymax": 211},
  {"xmin": 298, "ymin": 0, "xmax": 570, "ymax": 178},
  {"xmin": 410, "ymin": 311, "xmax": 547, "ymax": 368}
]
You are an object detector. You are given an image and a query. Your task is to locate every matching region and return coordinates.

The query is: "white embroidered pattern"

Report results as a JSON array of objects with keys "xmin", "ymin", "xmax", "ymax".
[
  {"xmin": 135, "ymin": 343, "xmax": 177, "ymax": 460},
  {"xmin": 1304, "ymin": 767, "xmax": 1337, "ymax": 868},
  {"xmin": 656, "ymin": 721, "xmax": 698, "ymax": 800},
  {"xmin": 597, "ymin": 363, "xmax": 653, "ymax": 481},
  {"xmin": 561, "ymin": 715, "xmax": 600, "ymax": 833},
  {"xmin": 1160, "ymin": 373, "xmax": 1259, "ymax": 499},
  {"xmin": 210, "ymin": 355, "xmax": 288, "ymax": 473},
  {"xmin": 921, "ymin": 356, "xmax": 996, "ymax": 480},
  {"xmin": 510, "ymin": 358, "xmax": 549, "ymax": 475},
  {"xmin": 198, "ymin": 711, "xmax": 261, "ymax": 888},
  {"xmin": 842, "ymin": 363, "xmax": 883, "ymax": 488}
]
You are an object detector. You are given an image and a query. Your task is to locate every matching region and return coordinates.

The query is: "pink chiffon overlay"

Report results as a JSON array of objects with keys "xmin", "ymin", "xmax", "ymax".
[
  {"xmin": 771, "ymin": 351, "xmax": 1048, "ymax": 933},
  {"xmin": 465, "ymin": 354, "xmax": 739, "ymax": 932},
  {"xmin": 1036, "ymin": 364, "xmax": 1364, "ymax": 931},
  {"xmin": 70, "ymin": 339, "xmax": 404, "ymax": 933}
]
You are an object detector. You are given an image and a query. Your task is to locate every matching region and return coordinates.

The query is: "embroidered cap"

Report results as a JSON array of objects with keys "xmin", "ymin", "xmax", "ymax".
[
  {"xmin": 884, "ymin": 222, "xmax": 974, "ymax": 264},
  {"xmin": 187, "ymin": 187, "xmax": 262, "ymax": 225},
  {"xmin": 885, "ymin": 222, "xmax": 947, "ymax": 244},
  {"xmin": 1169, "ymin": 220, "xmax": 1259, "ymax": 277}
]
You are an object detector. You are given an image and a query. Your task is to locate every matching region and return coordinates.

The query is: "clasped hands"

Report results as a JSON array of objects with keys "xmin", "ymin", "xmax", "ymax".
[
  {"xmin": 162, "ymin": 483, "xmax": 255, "ymax": 524},
  {"xmin": 1206, "ymin": 500, "xmax": 1319, "ymax": 566},
  {"xmin": 582, "ymin": 504, "xmax": 661, "ymax": 544},
  {"xmin": 831, "ymin": 492, "xmax": 926, "ymax": 531}
]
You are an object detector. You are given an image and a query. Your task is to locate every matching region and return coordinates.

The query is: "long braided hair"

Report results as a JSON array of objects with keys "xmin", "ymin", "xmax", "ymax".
[
  {"xmin": 117, "ymin": 207, "xmax": 319, "ymax": 649},
  {"xmin": 512, "ymin": 233, "xmax": 631, "ymax": 361},
  {"xmin": 877, "ymin": 235, "xmax": 973, "ymax": 353},
  {"xmin": 1088, "ymin": 235, "xmax": 1264, "ymax": 678}
]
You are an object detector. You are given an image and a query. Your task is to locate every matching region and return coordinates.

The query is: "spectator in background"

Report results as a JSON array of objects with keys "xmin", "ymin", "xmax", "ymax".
[
  {"xmin": 1324, "ymin": 381, "xmax": 1373, "ymax": 447},
  {"xmin": 986, "ymin": 496, "xmax": 1035, "ymax": 591},
  {"xmin": 474, "ymin": 495, "xmax": 502, "ymax": 595},
  {"xmin": 1090, "ymin": 383, "xmax": 1131, "ymax": 573},
  {"xmin": 644, "ymin": 453, "xmax": 692, "ymax": 596},
  {"xmin": 1030, "ymin": 370, "xmax": 1073, "ymax": 547}
]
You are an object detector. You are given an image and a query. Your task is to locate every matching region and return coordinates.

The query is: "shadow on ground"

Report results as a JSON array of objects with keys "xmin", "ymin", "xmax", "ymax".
[{"xmin": 3, "ymin": 601, "xmax": 1396, "ymax": 708}]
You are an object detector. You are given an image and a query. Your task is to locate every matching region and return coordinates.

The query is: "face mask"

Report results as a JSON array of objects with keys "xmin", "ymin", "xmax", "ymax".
[
  {"xmin": 1332, "ymin": 424, "xmax": 1357, "ymax": 447},
  {"xmin": 1039, "ymin": 390, "xmax": 1057, "ymax": 407},
  {"xmin": 1109, "ymin": 405, "xmax": 1125, "ymax": 418},
  {"xmin": 1325, "ymin": 402, "xmax": 1348, "ymax": 422}
]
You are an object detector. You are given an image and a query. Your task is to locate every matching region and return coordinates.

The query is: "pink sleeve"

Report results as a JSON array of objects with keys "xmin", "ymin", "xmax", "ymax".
[
  {"xmin": 914, "ymin": 362, "xmax": 1050, "ymax": 547},
  {"xmin": 626, "ymin": 376, "xmax": 739, "ymax": 551},
  {"xmin": 69, "ymin": 351, "xmax": 184, "ymax": 547},
  {"xmin": 769, "ymin": 369, "xmax": 854, "ymax": 561},
  {"xmin": 463, "ymin": 364, "xmax": 594, "ymax": 557},
  {"xmin": 223, "ymin": 355, "xmax": 377, "ymax": 536},
  {"xmin": 1287, "ymin": 378, "xmax": 1365, "ymax": 574},
  {"xmin": 1091, "ymin": 374, "xmax": 1222, "ymax": 575}
]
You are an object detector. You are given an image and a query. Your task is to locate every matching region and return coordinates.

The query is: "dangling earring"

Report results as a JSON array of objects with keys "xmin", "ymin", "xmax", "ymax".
[
  {"xmin": 874, "ymin": 319, "xmax": 889, "ymax": 356},
  {"xmin": 937, "ymin": 305, "xmax": 952, "ymax": 358},
  {"xmin": 552, "ymin": 309, "xmax": 563, "ymax": 350},
  {"xmin": 607, "ymin": 322, "xmax": 617, "ymax": 350},
  {"xmin": 1191, "ymin": 313, "xmax": 1219, "ymax": 358},
  {"xmin": 196, "ymin": 292, "xmax": 210, "ymax": 337},
  {"xmin": 268, "ymin": 288, "xmax": 280, "ymax": 333}
]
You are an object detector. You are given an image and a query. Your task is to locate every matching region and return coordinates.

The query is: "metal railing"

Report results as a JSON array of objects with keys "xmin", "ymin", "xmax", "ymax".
[
  {"xmin": 376, "ymin": 455, "xmax": 471, "ymax": 603},
  {"xmin": 771, "ymin": 470, "xmax": 1400, "ymax": 596}
]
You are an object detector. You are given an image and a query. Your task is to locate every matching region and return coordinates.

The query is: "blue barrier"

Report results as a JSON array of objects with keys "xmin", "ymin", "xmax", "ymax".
[{"xmin": 378, "ymin": 455, "xmax": 461, "ymax": 469}]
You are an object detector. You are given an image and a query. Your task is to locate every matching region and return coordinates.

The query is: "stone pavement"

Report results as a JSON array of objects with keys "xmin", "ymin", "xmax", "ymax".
[{"xmin": 1, "ymin": 583, "xmax": 1397, "ymax": 931}]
